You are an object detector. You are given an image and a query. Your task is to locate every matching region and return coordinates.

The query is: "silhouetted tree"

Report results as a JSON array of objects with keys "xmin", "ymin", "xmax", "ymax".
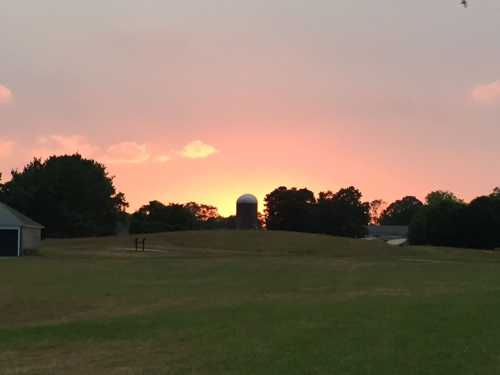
[
  {"xmin": 369, "ymin": 199, "xmax": 386, "ymax": 224},
  {"xmin": 379, "ymin": 196, "xmax": 423, "ymax": 226},
  {"xmin": 265, "ymin": 187, "xmax": 315, "ymax": 231},
  {"xmin": 491, "ymin": 187, "xmax": 500, "ymax": 198},
  {"xmin": 185, "ymin": 202, "xmax": 219, "ymax": 223},
  {"xmin": 0, "ymin": 173, "xmax": 4, "ymax": 201},
  {"xmin": 257, "ymin": 212, "xmax": 266, "ymax": 229},
  {"xmin": 1, "ymin": 154, "xmax": 128, "ymax": 237},
  {"xmin": 409, "ymin": 193, "xmax": 466, "ymax": 247},
  {"xmin": 408, "ymin": 207, "xmax": 429, "ymax": 245},
  {"xmin": 129, "ymin": 200, "xmax": 242, "ymax": 233},
  {"xmin": 426, "ymin": 190, "xmax": 463, "ymax": 206},
  {"xmin": 313, "ymin": 187, "xmax": 370, "ymax": 238},
  {"xmin": 130, "ymin": 201, "xmax": 197, "ymax": 233},
  {"xmin": 462, "ymin": 196, "xmax": 500, "ymax": 249}
]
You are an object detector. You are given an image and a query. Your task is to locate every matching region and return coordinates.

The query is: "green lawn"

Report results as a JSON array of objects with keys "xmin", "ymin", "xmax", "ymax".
[{"xmin": 2, "ymin": 230, "xmax": 500, "ymax": 374}]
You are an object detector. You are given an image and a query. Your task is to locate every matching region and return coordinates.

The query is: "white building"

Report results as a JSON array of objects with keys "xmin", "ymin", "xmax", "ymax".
[{"xmin": 0, "ymin": 202, "xmax": 44, "ymax": 257}]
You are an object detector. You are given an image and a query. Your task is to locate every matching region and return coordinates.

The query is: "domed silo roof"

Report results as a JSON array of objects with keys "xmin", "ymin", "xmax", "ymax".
[{"xmin": 237, "ymin": 194, "xmax": 258, "ymax": 205}]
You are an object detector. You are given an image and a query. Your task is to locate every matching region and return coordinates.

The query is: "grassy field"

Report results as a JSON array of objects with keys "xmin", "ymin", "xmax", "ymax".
[{"xmin": 2, "ymin": 230, "xmax": 500, "ymax": 374}]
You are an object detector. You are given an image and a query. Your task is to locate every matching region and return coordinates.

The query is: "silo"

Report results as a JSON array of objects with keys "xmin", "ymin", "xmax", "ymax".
[{"xmin": 236, "ymin": 194, "xmax": 258, "ymax": 230}]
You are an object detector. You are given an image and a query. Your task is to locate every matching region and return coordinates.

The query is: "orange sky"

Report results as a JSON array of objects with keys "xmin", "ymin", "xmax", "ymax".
[{"xmin": 1, "ymin": 1, "xmax": 499, "ymax": 216}]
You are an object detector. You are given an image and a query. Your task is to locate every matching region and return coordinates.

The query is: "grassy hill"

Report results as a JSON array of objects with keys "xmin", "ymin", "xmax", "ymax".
[{"xmin": 2, "ymin": 231, "xmax": 500, "ymax": 374}]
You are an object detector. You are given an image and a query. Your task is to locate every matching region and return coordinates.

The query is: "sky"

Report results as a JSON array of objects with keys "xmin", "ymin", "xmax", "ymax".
[{"xmin": 1, "ymin": 1, "xmax": 499, "ymax": 216}]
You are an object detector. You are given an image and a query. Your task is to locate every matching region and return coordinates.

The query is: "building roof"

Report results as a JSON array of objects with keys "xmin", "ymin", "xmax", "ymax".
[{"xmin": 0, "ymin": 202, "xmax": 44, "ymax": 229}]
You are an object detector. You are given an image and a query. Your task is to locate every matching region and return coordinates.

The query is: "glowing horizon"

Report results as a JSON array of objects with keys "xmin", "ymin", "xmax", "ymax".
[{"xmin": 1, "ymin": 1, "xmax": 499, "ymax": 217}]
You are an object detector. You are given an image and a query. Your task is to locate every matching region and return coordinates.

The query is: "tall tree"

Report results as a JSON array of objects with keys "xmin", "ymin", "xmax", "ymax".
[
  {"xmin": 264, "ymin": 186, "xmax": 315, "ymax": 232},
  {"xmin": 426, "ymin": 190, "xmax": 463, "ymax": 206},
  {"xmin": 409, "ymin": 198, "xmax": 466, "ymax": 247},
  {"xmin": 1, "ymin": 154, "xmax": 128, "ymax": 237},
  {"xmin": 462, "ymin": 196, "xmax": 500, "ymax": 249},
  {"xmin": 314, "ymin": 187, "xmax": 371, "ymax": 238},
  {"xmin": 379, "ymin": 196, "xmax": 423, "ymax": 226}
]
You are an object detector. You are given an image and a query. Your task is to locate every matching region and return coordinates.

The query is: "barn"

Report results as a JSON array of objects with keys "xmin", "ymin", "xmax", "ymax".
[{"xmin": 0, "ymin": 202, "xmax": 44, "ymax": 257}]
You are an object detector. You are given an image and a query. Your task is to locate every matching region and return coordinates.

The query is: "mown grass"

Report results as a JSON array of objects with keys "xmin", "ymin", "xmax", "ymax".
[{"xmin": 1, "ymin": 230, "xmax": 500, "ymax": 374}]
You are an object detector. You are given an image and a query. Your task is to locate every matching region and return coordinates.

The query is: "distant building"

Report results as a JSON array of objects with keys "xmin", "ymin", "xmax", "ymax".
[
  {"xmin": 236, "ymin": 194, "xmax": 258, "ymax": 230},
  {"xmin": 0, "ymin": 202, "xmax": 44, "ymax": 257}
]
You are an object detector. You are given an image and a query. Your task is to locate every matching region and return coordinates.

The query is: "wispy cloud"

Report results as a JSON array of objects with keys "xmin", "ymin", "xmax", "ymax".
[
  {"xmin": 0, "ymin": 139, "xmax": 15, "ymax": 159},
  {"xmin": 0, "ymin": 84, "xmax": 13, "ymax": 105},
  {"xmin": 32, "ymin": 136, "xmax": 152, "ymax": 165},
  {"xmin": 29, "ymin": 135, "xmax": 214, "ymax": 165},
  {"xmin": 101, "ymin": 142, "xmax": 151, "ymax": 164},
  {"xmin": 154, "ymin": 154, "xmax": 171, "ymax": 163},
  {"xmin": 180, "ymin": 140, "xmax": 217, "ymax": 159},
  {"xmin": 32, "ymin": 135, "xmax": 98, "ymax": 159},
  {"xmin": 471, "ymin": 80, "xmax": 500, "ymax": 105}
]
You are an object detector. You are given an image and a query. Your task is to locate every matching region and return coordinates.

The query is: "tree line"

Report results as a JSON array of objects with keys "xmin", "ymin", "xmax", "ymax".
[
  {"xmin": 0, "ymin": 154, "xmax": 498, "ymax": 250},
  {"xmin": 264, "ymin": 186, "xmax": 370, "ymax": 238},
  {"xmin": 409, "ymin": 190, "xmax": 500, "ymax": 250},
  {"xmin": 0, "ymin": 155, "xmax": 238, "ymax": 237},
  {"xmin": 129, "ymin": 200, "xmax": 238, "ymax": 233},
  {"xmin": 265, "ymin": 187, "xmax": 500, "ymax": 249}
]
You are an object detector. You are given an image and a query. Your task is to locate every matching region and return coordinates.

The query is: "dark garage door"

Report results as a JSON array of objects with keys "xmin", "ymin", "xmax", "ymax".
[{"xmin": 0, "ymin": 229, "xmax": 19, "ymax": 257}]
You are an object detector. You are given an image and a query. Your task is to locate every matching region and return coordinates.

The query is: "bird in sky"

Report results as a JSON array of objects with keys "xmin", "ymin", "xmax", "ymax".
[{"xmin": 461, "ymin": 0, "xmax": 468, "ymax": 7}]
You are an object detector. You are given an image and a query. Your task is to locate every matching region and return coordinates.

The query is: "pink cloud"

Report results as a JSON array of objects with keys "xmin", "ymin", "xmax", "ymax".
[
  {"xmin": 154, "ymin": 154, "xmax": 171, "ymax": 163},
  {"xmin": 0, "ymin": 84, "xmax": 13, "ymax": 105},
  {"xmin": 471, "ymin": 80, "xmax": 500, "ymax": 105},
  {"xmin": 180, "ymin": 140, "xmax": 217, "ymax": 159},
  {"xmin": 0, "ymin": 139, "xmax": 15, "ymax": 159},
  {"xmin": 32, "ymin": 135, "xmax": 98, "ymax": 159},
  {"xmin": 101, "ymin": 142, "xmax": 151, "ymax": 164},
  {"xmin": 31, "ymin": 135, "xmax": 167, "ymax": 165}
]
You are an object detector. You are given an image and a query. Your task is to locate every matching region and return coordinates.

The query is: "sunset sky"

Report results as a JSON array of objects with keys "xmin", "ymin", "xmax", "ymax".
[{"xmin": 1, "ymin": 1, "xmax": 499, "ymax": 216}]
